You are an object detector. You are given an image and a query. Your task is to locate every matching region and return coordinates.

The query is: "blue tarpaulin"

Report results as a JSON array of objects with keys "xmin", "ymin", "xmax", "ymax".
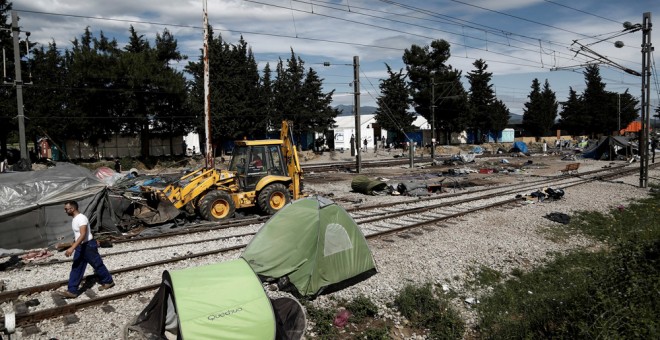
[{"xmin": 510, "ymin": 141, "xmax": 528, "ymax": 153}]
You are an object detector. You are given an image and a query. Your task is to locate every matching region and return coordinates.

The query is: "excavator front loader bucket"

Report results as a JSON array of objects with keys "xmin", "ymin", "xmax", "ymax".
[{"xmin": 135, "ymin": 191, "xmax": 182, "ymax": 225}]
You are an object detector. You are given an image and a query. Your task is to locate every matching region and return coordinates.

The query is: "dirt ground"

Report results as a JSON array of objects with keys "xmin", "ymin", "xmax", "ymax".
[{"xmin": 301, "ymin": 143, "xmax": 583, "ymax": 188}]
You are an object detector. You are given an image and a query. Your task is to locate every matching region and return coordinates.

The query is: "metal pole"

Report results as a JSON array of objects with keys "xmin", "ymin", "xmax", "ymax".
[
  {"xmin": 640, "ymin": 12, "xmax": 652, "ymax": 188},
  {"xmin": 202, "ymin": 0, "xmax": 214, "ymax": 168},
  {"xmin": 617, "ymin": 93, "xmax": 621, "ymax": 132},
  {"xmin": 353, "ymin": 56, "xmax": 361, "ymax": 173},
  {"xmin": 431, "ymin": 82, "xmax": 435, "ymax": 161},
  {"xmin": 11, "ymin": 11, "xmax": 28, "ymax": 162}
]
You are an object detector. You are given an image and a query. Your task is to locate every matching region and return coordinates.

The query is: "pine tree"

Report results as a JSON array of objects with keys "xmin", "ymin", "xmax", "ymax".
[
  {"xmin": 558, "ymin": 87, "xmax": 586, "ymax": 136},
  {"xmin": 581, "ymin": 65, "xmax": 610, "ymax": 136},
  {"xmin": 523, "ymin": 79, "xmax": 557, "ymax": 137},
  {"xmin": 24, "ymin": 42, "xmax": 68, "ymax": 151},
  {"xmin": 466, "ymin": 59, "xmax": 497, "ymax": 143},
  {"xmin": 403, "ymin": 39, "xmax": 468, "ymax": 144},
  {"xmin": 374, "ymin": 64, "xmax": 414, "ymax": 145}
]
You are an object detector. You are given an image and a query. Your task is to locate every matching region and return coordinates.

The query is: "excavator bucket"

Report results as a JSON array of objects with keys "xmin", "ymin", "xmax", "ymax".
[{"xmin": 135, "ymin": 191, "xmax": 182, "ymax": 225}]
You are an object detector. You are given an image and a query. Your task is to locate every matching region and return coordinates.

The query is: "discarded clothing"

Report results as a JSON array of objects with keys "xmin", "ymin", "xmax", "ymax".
[{"xmin": 544, "ymin": 212, "xmax": 571, "ymax": 224}]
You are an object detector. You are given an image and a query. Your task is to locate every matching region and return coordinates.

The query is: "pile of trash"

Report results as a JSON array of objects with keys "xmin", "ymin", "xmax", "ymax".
[
  {"xmin": 525, "ymin": 187, "xmax": 565, "ymax": 202},
  {"xmin": 350, "ymin": 175, "xmax": 442, "ymax": 197}
]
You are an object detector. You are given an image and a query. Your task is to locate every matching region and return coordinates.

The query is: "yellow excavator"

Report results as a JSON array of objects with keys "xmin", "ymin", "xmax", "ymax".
[{"xmin": 144, "ymin": 121, "xmax": 303, "ymax": 221}]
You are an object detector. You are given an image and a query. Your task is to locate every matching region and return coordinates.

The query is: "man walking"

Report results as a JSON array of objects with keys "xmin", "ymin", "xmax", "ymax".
[{"xmin": 58, "ymin": 200, "xmax": 114, "ymax": 298}]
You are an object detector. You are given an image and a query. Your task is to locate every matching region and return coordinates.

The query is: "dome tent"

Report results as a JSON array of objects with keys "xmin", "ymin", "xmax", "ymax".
[
  {"xmin": 242, "ymin": 196, "xmax": 377, "ymax": 298},
  {"xmin": 126, "ymin": 258, "xmax": 306, "ymax": 339}
]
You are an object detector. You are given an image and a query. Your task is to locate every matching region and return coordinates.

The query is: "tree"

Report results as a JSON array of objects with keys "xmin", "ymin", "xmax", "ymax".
[
  {"xmin": 24, "ymin": 41, "xmax": 68, "ymax": 152},
  {"xmin": 611, "ymin": 90, "xmax": 639, "ymax": 133},
  {"xmin": 490, "ymin": 99, "xmax": 511, "ymax": 142},
  {"xmin": 581, "ymin": 65, "xmax": 610, "ymax": 136},
  {"xmin": 374, "ymin": 64, "xmax": 415, "ymax": 144},
  {"xmin": 522, "ymin": 79, "xmax": 557, "ymax": 137},
  {"xmin": 299, "ymin": 67, "xmax": 338, "ymax": 135},
  {"xmin": 558, "ymin": 87, "xmax": 586, "ymax": 136},
  {"xmin": 403, "ymin": 39, "xmax": 469, "ymax": 144},
  {"xmin": 272, "ymin": 49, "xmax": 337, "ymax": 142},
  {"xmin": 466, "ymin": 59, "xmax": 497, "ymax": 143},
  {"xmin": 558, "ymin": 65, "xmax": 639, "ymax": 136}
]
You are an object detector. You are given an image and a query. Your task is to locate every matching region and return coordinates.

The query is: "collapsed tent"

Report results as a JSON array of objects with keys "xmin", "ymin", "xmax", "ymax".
[
  {"xmin": 582, "ymin": 136, "xmax": 634, "ymax": 160},
  {"xmin": 351, "ymin": 175, "xmax": 391, "ymax": 195},
  {"xmin": 0, "ymin": 163, "xmax": 120, "ymax": 251},
  {"xmin": 242, "ymin": 196, "xmax": 377, "ymax": 298},
  {"xmin": 126, "ymin": 258, "xmax": 306, "ymax": 340},
  {"xmin": 509, "ymin": 141, "xmax": 529, "ymax": 154}
]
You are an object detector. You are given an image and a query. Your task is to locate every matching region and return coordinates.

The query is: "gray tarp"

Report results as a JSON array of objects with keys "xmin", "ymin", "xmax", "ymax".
[{"xmin": 0, "ymin": 163, "xmax": 119, "ymax": 251}]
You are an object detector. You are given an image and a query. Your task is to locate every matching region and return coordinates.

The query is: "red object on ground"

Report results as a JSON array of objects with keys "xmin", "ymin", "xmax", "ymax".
[{"xmin": 333, "ymin": 309, "xmax": 351, "ymax": 328}]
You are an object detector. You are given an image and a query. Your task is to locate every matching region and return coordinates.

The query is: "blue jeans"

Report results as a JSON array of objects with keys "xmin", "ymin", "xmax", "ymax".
[{"xmin": 67, "ymin": 240, "xmax": 113, "ymax": 294}]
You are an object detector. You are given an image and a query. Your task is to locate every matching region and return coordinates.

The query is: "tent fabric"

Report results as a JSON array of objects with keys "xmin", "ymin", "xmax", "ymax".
[
  {"xmin": 242, "ymin": 196, "xmax": 377, "ymax": 298},
  {"xmin": 0, "ymin": 163, "xmax": 120, "ymax": 251},
  {"xmin": 350, "ymin": 175, "xmax": 389, "ymax": 195},
  {"xmin": 127, "ymin": 258, "xmax": 277, "ymax": 340},
  {"xmin": 510, "ymin": 141, "xmax": 529, "ymax": 154},
  {"xmin": 271, "ymin": 297, "xmax": 307, "ymax": 340},
  {"xmin": 582, "ymin": 136, "xmax": 633, "ymax": 160}
]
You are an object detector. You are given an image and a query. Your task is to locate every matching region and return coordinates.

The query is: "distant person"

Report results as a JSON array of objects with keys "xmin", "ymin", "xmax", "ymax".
[
  {"xmin": 114, "ymin": 159, "xmax": 121, "ymax": 173},
  {"xmin": 58, "ymin": 200, "xmax": 114, "ymax": 299},
  {"xmin": 363, "ymin": 138, "xmax": 368, "ymax": 152},
  {"xmin": 652, "ymin": 138, "xmax": 658, "ymax": 164}
]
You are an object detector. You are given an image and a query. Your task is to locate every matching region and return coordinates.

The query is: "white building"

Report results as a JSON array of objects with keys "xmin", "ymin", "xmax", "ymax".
[{"xmin": 328, "ymin": 114, "xmax": 429, "ymax": 151}]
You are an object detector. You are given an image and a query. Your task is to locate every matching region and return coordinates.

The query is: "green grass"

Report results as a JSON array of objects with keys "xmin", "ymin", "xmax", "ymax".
[
  {"xmin": 393, "ymin": 283, "xmax": 465, "ymax": 340},
  {"xmin": 476, "ymin": 189, "xmax": 660, "ymax": 339}
]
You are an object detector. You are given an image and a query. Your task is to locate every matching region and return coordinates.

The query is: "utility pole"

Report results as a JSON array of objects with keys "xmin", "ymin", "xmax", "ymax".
[
  {"xmin": 617, "ymin": 93, "xmax": 621, "ymax": 132},
  {"xmin": 431, "ymin": 82, "xmax": 436, "ymax": 161},
  {"xmin": 202, "ymin": 0, "xmax": 214, "ymax": 168},
  {"xmin": 11, "ymin": 11, "xmax": 28, "ymax": 163},
  {"xmin": 353, "ymin": 56, "xmax": 361, "ymax": 173},
  {"xmin": 640, "ymin": 12, "xmax": 652, "ymax": 188}
]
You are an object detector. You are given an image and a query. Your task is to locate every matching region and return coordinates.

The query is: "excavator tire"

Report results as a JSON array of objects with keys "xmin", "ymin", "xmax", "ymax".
[
  {"xmin": 198, "ymin": 190, "xmax": 235, "ymax": 221},
  {"xmin": 258, "ymin": 183, "xmax": 290, "ymax": 215}
]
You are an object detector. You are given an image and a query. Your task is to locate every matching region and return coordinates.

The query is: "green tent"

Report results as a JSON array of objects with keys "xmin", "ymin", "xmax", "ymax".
[
  {"xmin": 242, "ymin": 196, "xmax": 377, "ymax": 298},
  {"xmin": 126, "ymin": 258, "xmax": 306, "ymax": 339}
]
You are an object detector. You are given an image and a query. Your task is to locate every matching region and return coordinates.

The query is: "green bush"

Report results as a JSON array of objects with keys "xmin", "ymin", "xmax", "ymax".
[
  {"xmin": 393, "ymin": 283, "xmax": 465, "ymax": 340},
  {"xmin": 345, "ymin": 295, "xmax": 379, "ymax": 322},
  {"xmin": 304, "ymin": 303, "xmax": 339, "ymax": 339}
]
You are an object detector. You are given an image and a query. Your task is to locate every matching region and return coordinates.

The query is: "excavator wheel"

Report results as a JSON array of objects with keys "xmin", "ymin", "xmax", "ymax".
[
  {"xmin": 198, "ymin": 190, "xmax": 235, "ymax": 221},
  {"xmin": 258, "ymin": 183, "xmax": 291, "ymax": 215}
]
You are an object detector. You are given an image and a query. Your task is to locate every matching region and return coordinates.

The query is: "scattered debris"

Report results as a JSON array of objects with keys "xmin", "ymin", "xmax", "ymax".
[
  {"xmin": 20, "ymin": 249, "xmax": 54, "ymax": 263},
  {"xmin": 544, "ymin": 212, "xmax": 571, "ymax": 224},
  {"xmin": 333, "ymin": 309, "xmax": 351, "ymax": 328}
]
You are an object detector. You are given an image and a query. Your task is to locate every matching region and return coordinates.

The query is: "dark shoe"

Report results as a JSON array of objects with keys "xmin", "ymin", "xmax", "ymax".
[
  {"xmin": 98, "ymin": 282, "xmax": 115, "ymax": 291},
  {"xmin": 57, "ymin": 290, "xmax": 79, "ymax": 299}
]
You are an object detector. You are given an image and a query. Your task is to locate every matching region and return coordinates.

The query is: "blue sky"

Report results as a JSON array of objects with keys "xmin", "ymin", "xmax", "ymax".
[{"xmin": 16, "ymin": 0, "xmax": 659, "ymax": 116}]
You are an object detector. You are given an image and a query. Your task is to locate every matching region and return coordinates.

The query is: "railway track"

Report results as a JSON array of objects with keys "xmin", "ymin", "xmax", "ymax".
[{"xmin": 0, "ymin": 162, "xmax": 654, "ymax": 334}]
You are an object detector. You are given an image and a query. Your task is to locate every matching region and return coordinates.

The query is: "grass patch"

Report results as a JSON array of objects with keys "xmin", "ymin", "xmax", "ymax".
[
  {"xmin": 467, "ymin": 265, "xmax": 503, "ymax": 288},
  {"xmin": 477, "ymin": 190, "xmax": 660, "ymax": 339},
  {"xmin": 305, "ymin": 303, "xmax": 339, "ymax": 339},
  {"xmin": 393, "ymin": 283, "xmax": 465, "ymax": 339},
  {"xmin": 344, "ymin": 294, "xmax": 379, "ymax": 323}
]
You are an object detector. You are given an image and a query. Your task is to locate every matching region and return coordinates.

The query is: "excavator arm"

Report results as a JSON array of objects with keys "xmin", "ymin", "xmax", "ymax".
[{"xmin": 280, "ymin": 120, "xmax": 303, "ymax": 200}]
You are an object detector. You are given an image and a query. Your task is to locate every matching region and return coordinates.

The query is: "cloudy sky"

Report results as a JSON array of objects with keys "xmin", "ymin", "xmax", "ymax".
[{"xmin": 15, "ymin": 0, "xmax": 658, "ymax": 115}]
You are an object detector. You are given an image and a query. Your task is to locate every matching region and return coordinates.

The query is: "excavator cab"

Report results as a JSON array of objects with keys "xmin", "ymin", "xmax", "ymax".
[{"xmin": 229, "ymin": 143, "xmax": 286, "ymax": 191}]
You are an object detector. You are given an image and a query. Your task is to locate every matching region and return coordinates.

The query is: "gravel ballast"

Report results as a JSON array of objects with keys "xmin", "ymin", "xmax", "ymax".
[{"xmin": 1, "ymin": 156, "xmax": 657, "ymax": 339}]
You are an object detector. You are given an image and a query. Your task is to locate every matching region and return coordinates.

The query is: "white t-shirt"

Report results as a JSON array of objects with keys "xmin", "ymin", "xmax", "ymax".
[{"xmin": 72, "ymin": 213, "xmax": 93, "ymax": 242}]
